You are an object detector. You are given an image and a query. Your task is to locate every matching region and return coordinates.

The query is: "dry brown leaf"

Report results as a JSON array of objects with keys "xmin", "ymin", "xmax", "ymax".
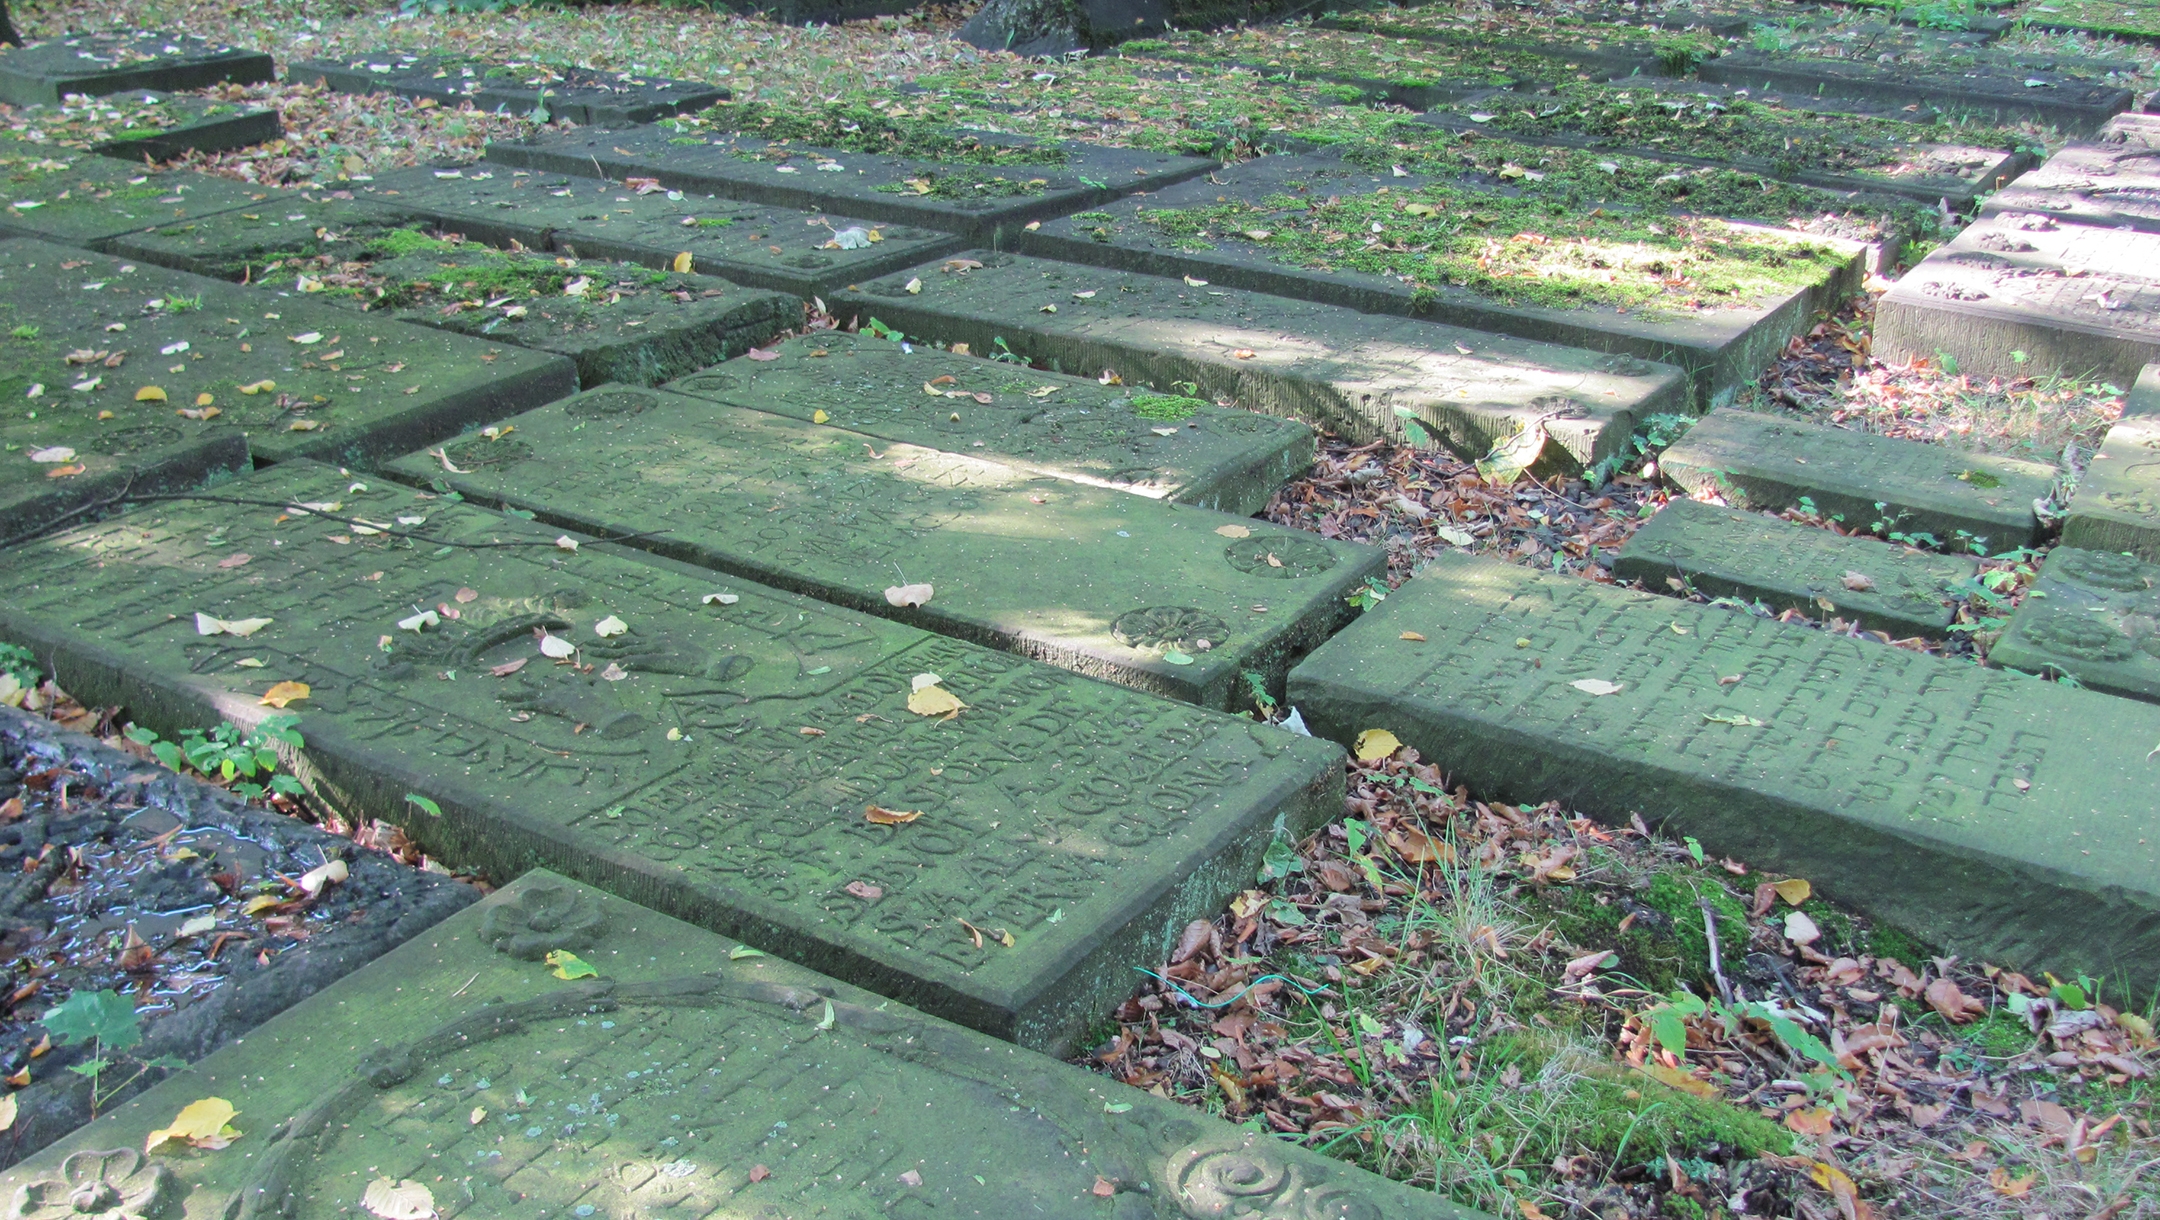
[
  {"xmin": 1925, "ymin": 977, "xmax": 1985, "ymax": 1023},
  {"xmin": 748, "ymin": 1164, "xmax": 771, "ymax": 1183},
  {"xmin": 1785, "ymin": 1107, "xmax": 1834, "ymax": 1136},
  {"xmin": 865, "ymin": 805, "xmax": 923, "ymax": 826},
  {"xmin": 258, "ymin": 681, "xmax": 310, "ymax": 708},
  {"xmin": 844, "ymin": 880, "xmax": 883, "ymax": 901}
]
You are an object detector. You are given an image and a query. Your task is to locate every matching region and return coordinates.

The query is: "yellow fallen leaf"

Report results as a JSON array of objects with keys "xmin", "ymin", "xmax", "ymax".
[
  {"xmin": 1812, "ymin": 1161, "xmax": 1862, "ymax": 1212},
  {"xmin": 812, "ymin": 409, "xmax": 829, "ymax": 424},
  {"xmin": 1633, "ymin": 1063, "xmax": 1715, "ymax": 1098},
  {"xmin": 145, "ymin": 1097, "xmax": 240, "ymax": 1153},
  {"xmin": 1353, "ymin": 728, "xmax": 1402, "ymax": 762},
  {"xmin": 241, "ymin": 894, "xmax": 281, "ymax": 915},
  {"xmin": 1214, "ymin": 524, "xmax": 1252, "ymax": 538},
  {"xmin": 194, "ymin": 393, "xmax": 213, "ymax": 407},
  {"xmin": 0, "ymin": 1092, "xmax": 15, "ymax": 1131},
  {"xmin": 470, "ymin": 1106, "xmax": 486, "ymax": 1125},
  {"xmin": 1773, "ymin": 878, "xmax": 1812, "ymax": 907},
  {"xmin": 545, "ymin": 949, "xmax": 597, "ymax": 980},
  {"xmin": 258, "ymin": 680, "xmax": 310, "ymax": 708},
  {"xmin": 672, "ymin": 251, "xmax": 694, "ymax": 273},
  {"xmin": 907, "ymin": 683, "xmax": 966, "ymax": 718},
  {"xmin": 237, "ymin": 380, "xmax": 275, "ymax": 395},
  {"xmin": 1400, "ymin": 631, "xmax": 1426, "ymax": 641},
  {"xmin": 134, "ymin": 386, "xmax": 167, "ymax": 402},
  {"xmin": 865, "ymin": 804, "xmax": 924, "ymax": 825}
]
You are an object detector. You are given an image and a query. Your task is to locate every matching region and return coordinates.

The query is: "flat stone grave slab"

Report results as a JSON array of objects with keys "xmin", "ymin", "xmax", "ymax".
[
  {"xmin": 289, "ymin": 53, "xmax": 725, "ymax": 126},
  {"xmin": 2065, "ymin": 366, "xmax": 2160, "ymax": 559},
  {"xmin": 483, "ymin": 122, "xmax": 1216, "ymax": 243},
  {"xmin": 0, "ymin": 460, "xmax": 1343, "ymax": 1050},
  {"xmin": 1015, "ymin": 153, "xmax": 1867, "ymax": 406},
  {"xmin": 1983, "ymin": 114, "xmax": 2160, "ymax": 233},
  {"xmin": 1614, "ymin": 496, "xmax": 1979, "ymax": 638},
  {"xmin": 0, "ymin": 238, "xmax": 576, "ymax": 468},
  {"xmin": 1659, "ymin": 408, "xmax": 2054, "ymax": 552},
  {"xmin": 296, "ymin": 245, "xmax": 799, "ymax": 390},
  {"xmin": 385, "ymin": 383, "xmax": 1378, "ymax": 708},
  {"xmin": 0, "ymin": 138, "xmax": 258, "ymax": 248},
  {"xmin": 1991, "ymin": 546, "xmax": 2160, "ymax": 703},
  {"xmin": 105, "ymin": 192, "xmax": 557, "ymax": 279},
  {"xmin": 1417, "ymin": 81, "xmax": 2030, "ymax": 206},
  {"xmin": 0, "ymin": 707, "xmax": 477, "ymax": 1165},
  {"xmin": 3, "ymin": 90, "xmax": 280, "ymax": 164},
  {"xmin": 0, "ymin": 31, "xmax": 273, "ymax": 107},
  {"xmin": 353, "ymin": 166, "xmax": 966, "ymax": 299},
  {"xmin": 664, "ymin": 331, "xmax": 1315, "ymax": 517},
  {"xmin": 1874, "ymin": 212, "xmax": 2160, "ymax": 388},
  {"xmin": 830, "ymin": 251, "xmax": 1691, "ymax": 473},
  {"xmin": 0, "ymin": 870, "xmax": 1476, "ymax": 1220},
  {"xmin": 1286, "ymin": 552, "xmax": 2160, "ymax": 986},
  {"xmin": 1695, "ymin": 49, "xmax": 2131, "ymax": 129}
]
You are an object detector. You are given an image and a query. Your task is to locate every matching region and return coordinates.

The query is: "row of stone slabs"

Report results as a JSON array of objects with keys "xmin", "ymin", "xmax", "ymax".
[
  {"xmin": 1878, "ymin": 113, "xmax": 2160, "ymax": 386},
  {"xmin": 0, "ymin": 870, "xmax": 1469, "ymax": 1219},
  {"xmin": 0, "ymin": 31, "xmax": 272, "ymax": 107},
  {"xmin": 289, "ymin": 53, "xmax": 727, "ymax": 127}
]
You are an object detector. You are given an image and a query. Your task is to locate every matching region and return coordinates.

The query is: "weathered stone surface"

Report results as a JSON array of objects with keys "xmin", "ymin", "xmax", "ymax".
[
  {"xmin": 1614, "ymin": 497, "xmax": 1978, "ymax": 638},
  {"xmin": 1873, "ymin": 212, "xmax": 2160, "ymax": 387},
  {"xmin": 0, "ymin": 870, "xmax": 1475, "ymax": 1219},
  {"xmin": 289, "ymin": 53, "xmax": 726, "ymax": 126},
  {"xmin": 0, "ymin": 140, "xmax": 256, "ymax": 248},
  {"xmin": 105, "ymin": 194, "xmax": 555, "ymax": 279},
  {"xmin": 0, "ymin": 32, "xmax": 273, "ymax": 107},
  {"xmin": 354, "ymin": 166, "xmax": 967, "ymax": 298},
  {"xmin": 9, "ymin": 90, "xmax": 280, "ymax": 163},
  {"xmin": 386, "ymin": 384, "xmax": 1377, "ymax": 707},
  {"xmin": 1983, "ymin": 114, "xmax": 2160, "ymax": 232},
  {"xmin": 0, "ymin": 461, "xmax": 1343, "ymax": 1050},
  {"xmin": 1992, "ymin": 547, "xmax": 2160, "ymax": 703},
  {"xmin": 665, "ymin": 332, "xmax": 1315, "ymax": 516},
  {"xmin": 1658, "ymin": 408, "xmax": 2053, "ymax": 552},
  {"xmin": 830, "ymin": 251, "xmax": 1691, "ymax": 471},
  {"xmin": 1696, "ymin": 50, "xmax": 2131, "ymax": 129},
  {"xmin": 2065, "ymin": 366, "xmax": 2160, "ymax": 560},
  {"xmin": 0, "ymin": 239, "xmax": 576, "ymax": 467},
  {"xmin": 0, "ymin": 708, "xmax": 478, "ymax": 1168},
  {"xmin": 1287, "ymin": 553, "xmax": 2160, "ymax": 985},
  {"xmin": 483, "ymin": 124, "xmax": 1216, "ymax": 242},
  {"xmin": 326, "ymin": 248, "xmax": 800, "ymax": 389},
  {"xmin": 1017, "ymin": 154, "xmax": 1867, "ymax": 405}
]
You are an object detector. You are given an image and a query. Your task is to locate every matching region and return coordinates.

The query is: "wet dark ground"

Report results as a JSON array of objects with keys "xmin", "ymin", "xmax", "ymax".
[{"xmin": 0, "ymin": 706, "xmax": 475, "ymax": 1166}]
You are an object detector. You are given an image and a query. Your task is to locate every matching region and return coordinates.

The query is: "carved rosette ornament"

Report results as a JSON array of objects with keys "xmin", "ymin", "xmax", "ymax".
[
  {"xmin": 1170, "ymin": 1145, "xmax": 1384, "ymax": 1220},
  {"xmin": 477, "ymin": 880, "xmax": 607, "ymax": 961},
  {"xmin": 11, "ymin": 1150, "xmax": 180, "ymax": 1220}
]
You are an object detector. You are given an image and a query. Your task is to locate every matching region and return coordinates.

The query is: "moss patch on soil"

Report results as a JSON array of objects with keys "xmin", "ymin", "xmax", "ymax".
[{"xmin": 662, "ymin": 98, "xmax": 1066, "ymax": 165}]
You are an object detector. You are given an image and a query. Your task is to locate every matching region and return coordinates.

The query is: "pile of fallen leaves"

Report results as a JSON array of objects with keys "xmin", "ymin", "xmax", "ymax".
[{"xmin": 170, "ymin": 81, "xmax": 536, "ymax": 187}]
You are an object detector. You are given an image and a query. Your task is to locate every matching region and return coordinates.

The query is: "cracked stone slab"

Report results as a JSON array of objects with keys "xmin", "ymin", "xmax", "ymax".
[
  {"xmin": 1287, "ymin": 552, "xmax": 2160, "ymax": 987},
  {"xmin": 829, "ymin": 250, "xmax": 1691, "ymax": 471},
  {"xmin": 384, "ymin": 383, "xmax": 1378, "ymax": 708},
  {"xmin": 1614, "ymin": 497, "xmax": 1978, "ymax": 638},
  {"xmin": 0, "ymin": 31, "xmax": 272, "ymax": 107},
  {"xmin": 1992, "ymin": 546, "xmax": 2160, "ymax": 703},
  {"xmin": 289, "ymin": 53, "xmax": 726, "ymax": 126},
  {"xmin": 0, "ymin": 238, "xmax": 575, "ymax": 467},
  {"xmin": 0, "ymin": 461, "xmax": 1343, "ymax": 1051},
  {"xmin": 1016, "ymin": 153, "xmax": 1867, "ymax": 406},
  {"xmin": 0, "ymin": 870, "xmax": 1477, "ymax": 1220},
  {"xmin": 1874, "ymin": 211, "xmax": 2160, "ymax": 387},
  {"xmin": 1657, "ymin": 408, "xmax": 2054, "ymax": 551},
  {"xmin": 663, "ymin": 331, "xmax": 1315, "ymax": 516}
]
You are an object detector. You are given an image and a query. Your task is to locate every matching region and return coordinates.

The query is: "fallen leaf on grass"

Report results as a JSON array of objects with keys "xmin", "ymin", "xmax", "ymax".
[
  {"xmin": 1569, "ymin": 679, "xmax": 1623, "ymax": 696},
  {"xmin": 258, "ymin": 681, "xmax": 310, "ymax": 708},
  {"xmin": 1810, "ymin": 1161, "xmax": 1862, "ymax": 1219},
  {"xmin": 545, "ymin": 949, "xmax": 597, "ymax": 980},
  {"xmin": 1633, "ymin": 1063, "xmax": 1714, "ymax": 1098},
  {"xmin": 1563, "ymin": 949, "xmax": 1615, "ymax": 982},
  {"xmin": 1773, "ymin": 878, "xmax": 1812, "ymax": 906},
  {"xmin": 361, "ymin": 1177, "xmax": 437, "ymax": 1220},
  {"xmin": 1925, "ymin": 977, "xmax": 1985, "ymax": 1023},
  {"xmin": 885, "ymin": 583, "xmax": 933, "ymax": 608},
  {"xmin": 865, "ymin": 805, "xmax": 923, "ymax": 825},
  {"xmin": 145, "ymin": 1097, "xmax": 240, "ymax": 1153},
  {"xmin": 1352, "ymin": 728, "xmax": 1401, "ymax": 761},
  {"xmin": 1988, "ymin": 1167, "xmax": 2034, "ymax": 1198}
]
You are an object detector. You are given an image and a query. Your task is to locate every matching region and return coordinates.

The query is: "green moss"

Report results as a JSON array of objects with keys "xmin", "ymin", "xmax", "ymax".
[
  {"xmin": 1960, "ymin": 1010, "xmax": 2036, "ymax": 1057},
  {"xmin": 666, "ymin": 99, "xmax": 1066, "ymax": 167},
  {"xmin": 1863, "ymin": 919, "xmax": 1932, "ymax": 965},
  {"xmin": 370, "ymin": 227, "xmax": 462, "ymax": 259},
  {"xmin": 1130, "ymin": 392, "xmax": 1206, "ymax": 421}
]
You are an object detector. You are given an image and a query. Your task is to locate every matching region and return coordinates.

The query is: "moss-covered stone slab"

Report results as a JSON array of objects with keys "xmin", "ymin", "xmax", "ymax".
[
  {"xmin": 1696, "ymin": 50, "xmax": 2130, "ymax": 129},
  {"xmin": 1983, "ymin": 114, "xmax": 2160, "ymax": 233},
  {"xmin": 104, "ymin": 193, "xmax": 555, "ymax": 280},
  {"xmin": 0, "ymin": 139, "xmax": 257, "ymax": 248},
  {"xmin": 829, "ymin": 251, "xmax": 1691, "ymax": 471},
  {"xmin": 351, "ymin": 166, "xmax": 966, "ymax": 298},
  {"xmin": 1016, "ymin": 153, "xmax": 1867, "ymax": 406},
  {"xmin": 0, "ymin": 238, "xmax": 576, "ymax": 467},
  {"xmin": 1874, "ymin": 213, "xmax": 2160, "ymax": 387},
  {"xmin": 482, "ymin": 123, "xmax": 1215, "ymax": 242},
  {"xmin": 3, "ymin": 90, "xmax": 280, "ymax": 163},
  {"xmin": 1614, "ymin": 497, "xmax": 1978, "ymax": 638},
  {"xmin": 0, "ymin": 32, "xmax": 273, "ymax": 107},
  {"xmin": 384, "ymin": 384, "xmax": 1375, "ymax": 707},
  {"xmin": 2065, "ymin": 367, "xmax": 2160, "ymax": 559},
  {"xmin": 0, "ymin": 870, "xmax": 1475, "ymax": 1220},
  {"xmin": 1286, "ymin": 552, "xmax": 2160, "ymax": 986},
  {"xmin": 665, "ymin": 332, "xmax": 1314, "ymax": 516},
  {"xmin": 1659, "ymin": 408, "xmax": 2053, "ymax": 552},
  {"xmin": 289, "ymin": 53, "xmax": 726, "ymax": 126},
  {"xmin": 1991, "ymin": 547, "xmax": 2160, "ymax": 702},
  {"xmin": 0, "ymin": 461, "xmax": 1344, "ymax": 1049}
]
